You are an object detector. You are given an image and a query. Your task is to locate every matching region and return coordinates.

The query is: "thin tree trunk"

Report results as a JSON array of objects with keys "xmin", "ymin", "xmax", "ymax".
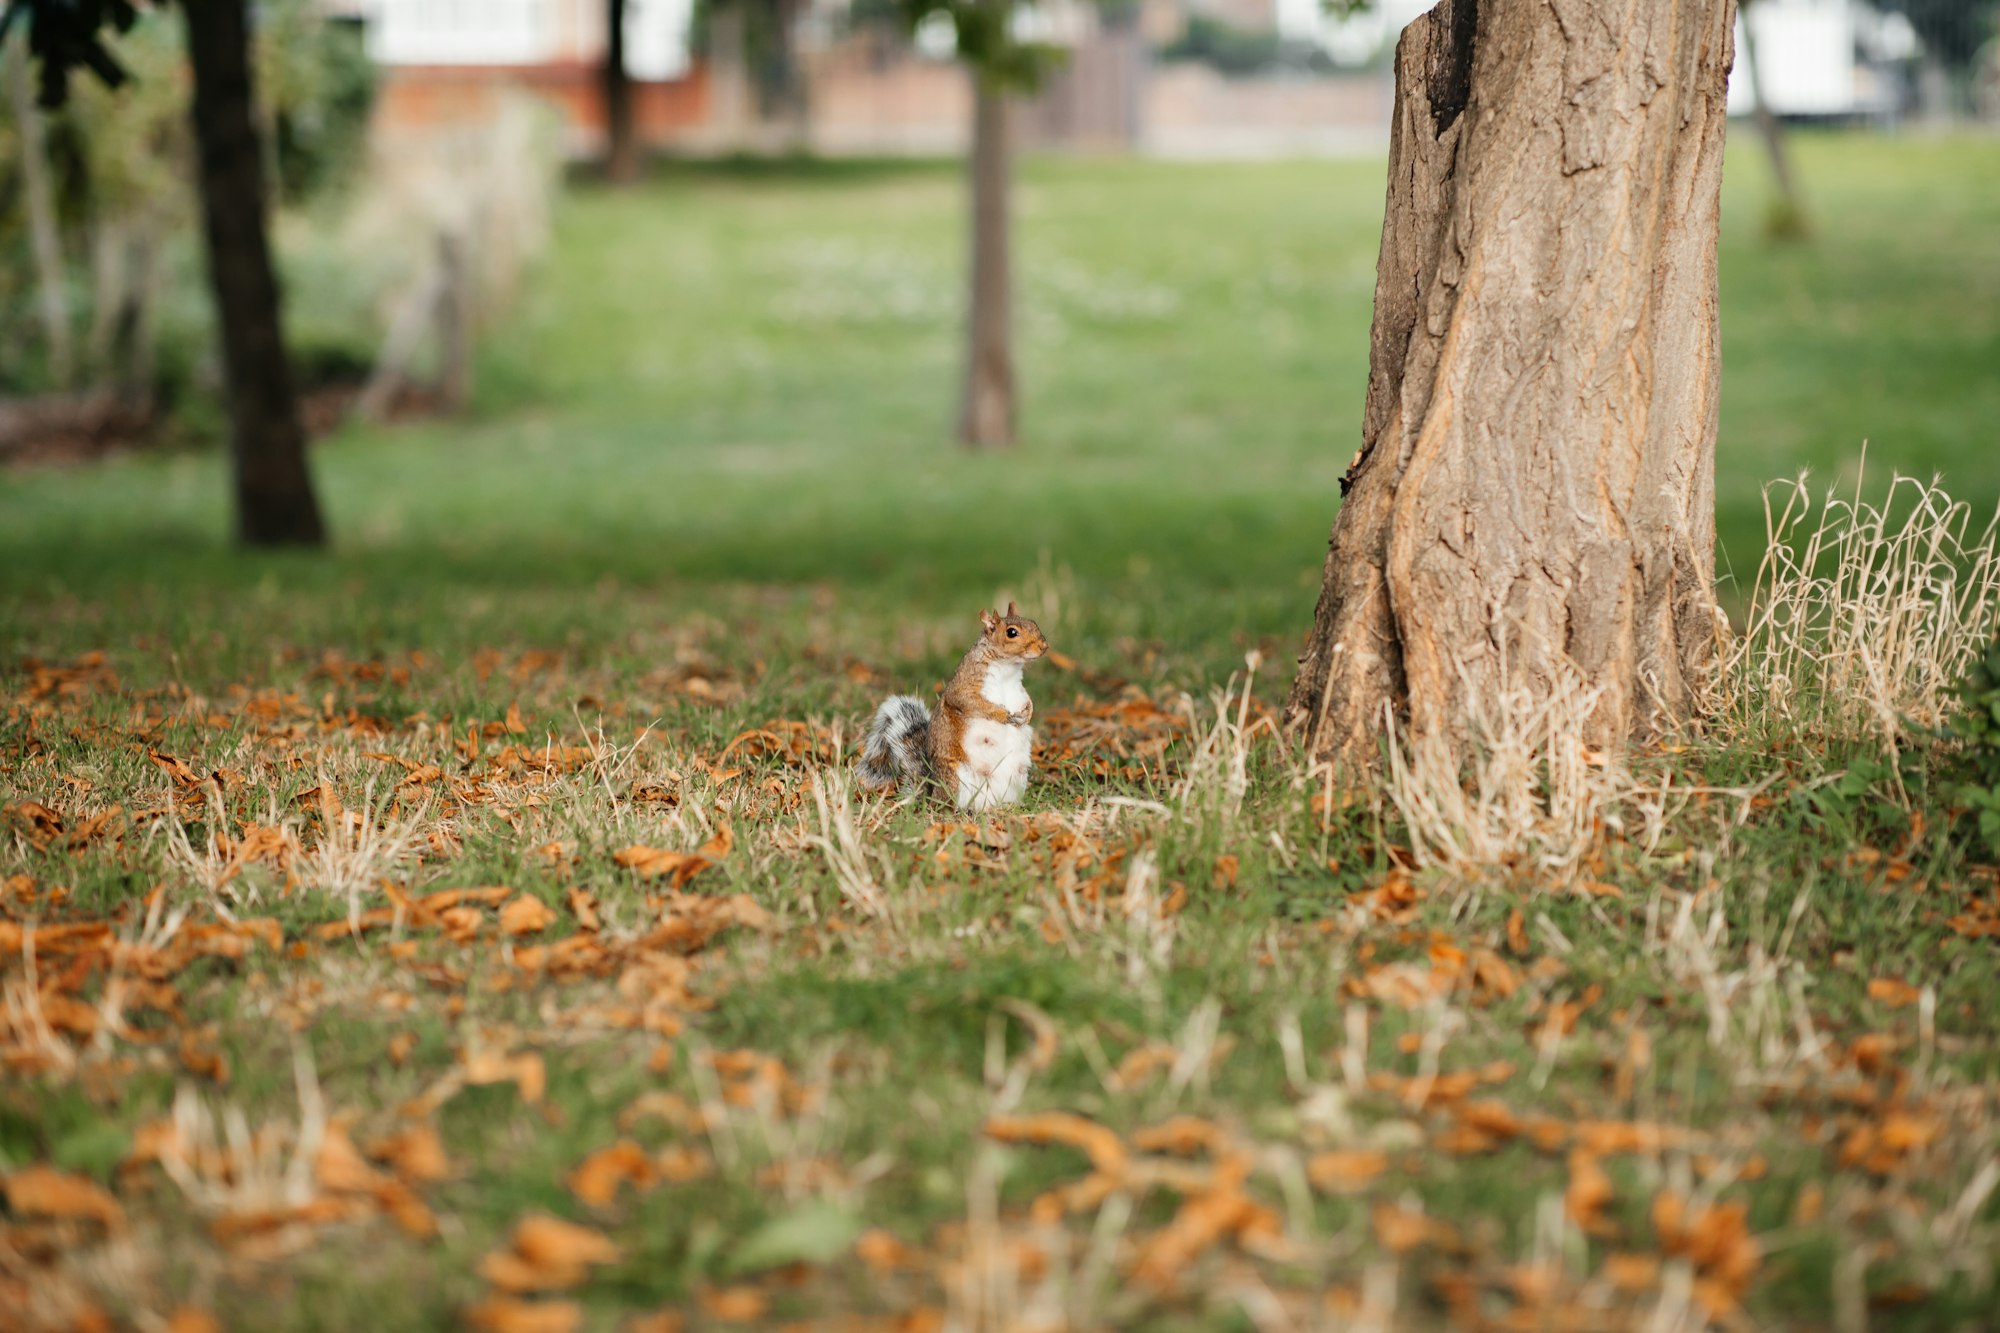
[
  {"xmin": 6, "ymin": 33, "xmax": 73, "ymax": 389},
  {"xmin": 1739, "ymin": 0, "xmax": 1806, "ymax": 238},
  {"xmin": 605, "ymin": 0, "xmax": 639, "ymax": 182},
  {"xmin": 437, "ymin": 229, "xmax": 473, "ymax": 413},
  {"xmin": 958, "ymin": 72, "xmax": 1014, "ymax": 450},
  {"xmin": 90, "ymin": 218, "xmax": 158, "ymax": 406},
  {"xmin": 1285, "ymin": 0, "xmax": 1736, "ymax": 770},
  {"xmin": 708, "ymin": 6, "xmax": 751, "ymax": 151},
  {"xmin": 184, "ymin": 0, "xmax": 326, "ymax": 548}
]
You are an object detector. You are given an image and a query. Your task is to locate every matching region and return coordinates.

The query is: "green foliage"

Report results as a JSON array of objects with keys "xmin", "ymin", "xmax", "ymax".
[
  {"xmin": 692, "ymin": 0, "xmax": 812, "ymax": 120},
  {"xmin": 0, "ymin": 2, "xmax": 375, "ymax": 400},
  {"xmin": 0, "ymin": 0, "xmax": 140, "ymax": 107},
  {"xmin": 1947, "ymin": 632, "xmax": 2000, "ymax": 858},
  {"xmin": 893, "ymin": 0, "xmax": 1066, "ymax": 89},
  {"xmin": 1157, "ymin": 14, "xmax": 1320, "ymax": 78},
  {"xmin": 1878, "ymin": 0, "xmax": 1999, "ymax": 74},
  {"xmin": 725, "ymin": 1198, "xmax": 863, "ymax": 1275},
  {"xmin": 259, "ymin": 4, "xmax": 377, "ymax": 203}
]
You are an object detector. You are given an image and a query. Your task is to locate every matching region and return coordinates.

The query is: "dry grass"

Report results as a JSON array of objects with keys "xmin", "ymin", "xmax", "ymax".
[
  {"xmin": 1380, "ymin": 659, "xmax": 1661, "ymax": 880},
  {"xmin": 1731, "ymin": 465, "xmax": 2000, "ymax": 755}
]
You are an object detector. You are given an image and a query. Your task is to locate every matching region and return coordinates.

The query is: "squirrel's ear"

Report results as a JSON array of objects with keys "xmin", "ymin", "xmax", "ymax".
[
  {"xmin": 979, "ymin": 608, "xmax": 999, "ymax": 632},
  {"xmin": 1005, "ymin": 600, "xmax": 1020, "ymax": 617}
]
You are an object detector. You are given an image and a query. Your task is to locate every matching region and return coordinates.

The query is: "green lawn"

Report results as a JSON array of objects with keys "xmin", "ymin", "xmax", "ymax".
[{"xmin": 2, "ymin": 136, "xmax": 1998, "ymax": 1331}]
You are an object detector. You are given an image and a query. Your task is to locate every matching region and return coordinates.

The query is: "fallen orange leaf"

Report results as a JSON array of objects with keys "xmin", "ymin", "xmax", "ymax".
[
  {"xmin": 854, "ymin": 1227, "xmax": 918, "ymax": 1274},
  {"xmin": 165, "ymin": 1310, "xmax": 222, "ymax": 1333},
  {"xmin": 465, "ymin": 1050, "xmax": 547, "ymax": 1104},
  {"xmin": 1306, "ymin": 1149, "xmax": 1389, "ymax": 1194},
  {"xmin": 513, "ymin": 1213, "xmax": 621, "ymax": 1269},
  {"xmin": 463, "ymin": 1297, "xmax": 582, "ymax": 1333},
  {"xmin": 626, "ymin": 1315, "xmax": 685, "ymax": 1333},
  {"xmin": 699, "ymin": 1286, "xmax": 769, "ymax": 1322},
  {"xmin": 1130, "ymin": 1116, "xmax": 1225, "ymax": 1156},
  {"xmin": 567, "ymin": 1140, "xmax": 657, "ymax": 1207},
  {"xmin": 1564, "ymin": 1149, "xmax": 1614, "ymax": 1234},
  {"xmin": 314, "ymin": 1123, "xmax": 389, "ymax": 1194},
  {"xmin": 984, "ymin": 1112, "xmax": 1128, "ymax": 1176},
  {"xmin": 369, "ymin": 1122, "xmax": 452, "ymax": 1184},
  {"xmin": 1371, "ymin": 1201, "xmax": 1435, "ymax": 1254},
  {"xmin": 501, "ymin": 895, "xmax": 557, "ymax": 937},
  {"xmin": 613, "ymin": 846, "xmax": 713, "ymax": 886},
  {"xmin": 1867, "ymin": 977, "xmax": 1922, "ymax": 1008},
  {"xmin": 1602, "ymin": 1251, "xmax": 1659, "ymax": 1291},
  {"xmin": 3, "ymin": 1164, "xmax": 125, "ymax": 1230}
]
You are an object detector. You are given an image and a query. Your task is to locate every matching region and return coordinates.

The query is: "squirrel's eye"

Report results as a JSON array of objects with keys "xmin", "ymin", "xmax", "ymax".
[{"xmin": 1006, "ymin": 627, "xmax": 1019, "ymax": 638}]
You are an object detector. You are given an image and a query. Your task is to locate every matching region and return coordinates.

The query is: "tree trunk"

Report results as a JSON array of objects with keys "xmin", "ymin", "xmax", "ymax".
[
  {"xmin": 6, "ymin": 33, "xmax": 73, "ymax": 389},
  {"xmin": 1738, "ymin": 0, "xmax": 1806, "ymax": 239},
  {"xmin": 184, "ymin": 0, "xmax": 326, "ymax": 548},
  {"xmin": 605, "ymin": 0, "xmax": 639, "ymax": 182},
  {"xmin": 89, "ymin": 218, "xmax": 158, "ymax": 406},
  {"xmin": 1284, "ymin": 0, "xmax": 1735, "ymax": 770},
  {"xmin": 707, "ymin": 6, "xmax": 752, "ymax": 151},
  {"xmin": 957, "ymin": 73, "xmax": 1014, "ymax": 450}
]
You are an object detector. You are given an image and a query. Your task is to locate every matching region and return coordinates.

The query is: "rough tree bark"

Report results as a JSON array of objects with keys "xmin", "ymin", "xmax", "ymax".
[
  {"xmin": 1284, "ymin": 0, "xmax": 1735, "ymax": 769},
  {"xmin": 957, "ymin": 73, "xmax": 1014, "ymax": 449},
  {"xmin": 604, "ymin": 0, "xmax": 639, "ymax": 182},
  {"xmin": 6, "ymin": 32, "xmax": 73, "ymax": 388},
  {"xmin": 185, "ymin": 0, "xmax": 326, "ymax": 547}
]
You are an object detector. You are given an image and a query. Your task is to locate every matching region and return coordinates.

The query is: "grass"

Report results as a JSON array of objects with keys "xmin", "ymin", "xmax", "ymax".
[{"xmin": 2, "ymin": 134, "xmax": 1999, "ymax": 1330}]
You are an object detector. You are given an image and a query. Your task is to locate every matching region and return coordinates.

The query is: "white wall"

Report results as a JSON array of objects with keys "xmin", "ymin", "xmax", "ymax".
[
  {"xmin": 1729, "ymin": 0, "xmax": 1861, "ymax": 116},
  {"xmin": 366, "ymin": 0, "xmax": 691, "ymax": 78}
]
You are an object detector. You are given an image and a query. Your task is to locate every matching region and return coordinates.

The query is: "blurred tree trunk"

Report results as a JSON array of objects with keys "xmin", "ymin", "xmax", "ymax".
[
  {"xmin": 605, "ymin": 0, "xmax": 639, "ymax": 182},
  {"xmin": 707, "ymin": 5, "xmax": 752, "ymax": 150},
  {"xmin": 1285, "ymin": 0, "xmax": 1735, "ymax": 770},
  {"xmin": 6, "ymin": 32, "xmax": 74, "ymax": 389},
  {"xmin": 1739, "ymin": 0, "xmax": 1807, "ymax": 238},
  {"xmin": 89, "ymin": 219, "xmax": 158, "ymax": 406},
  {"xmin": 185, "ymin": 0, "xmax": 326, "ymax": 547},
  {"xmin": 957, "ymin": 73, "xmax": 1013, "ymax": 449}
]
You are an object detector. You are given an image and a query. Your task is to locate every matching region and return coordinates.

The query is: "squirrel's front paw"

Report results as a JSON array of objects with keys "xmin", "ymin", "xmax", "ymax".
[{"xmin": 1007, "ymin": 703, "xmax": 1034, "ymax": 726}]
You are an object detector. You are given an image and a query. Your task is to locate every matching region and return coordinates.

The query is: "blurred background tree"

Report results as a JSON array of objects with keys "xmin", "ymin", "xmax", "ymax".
[
  {"xmin": 605, "ymin": 0, "xmax": 638, "ymax": 180},
  {"xmin": 1880, "ymin": 0, "xmax": 2000, "ymax": 116},
  {"xmin": 2, "ymin": 0, "xmax": 372, "ymax": 543},
  {"xmin": 884, "ymin": 0, "xmax": 1061, "ymax": 449}
]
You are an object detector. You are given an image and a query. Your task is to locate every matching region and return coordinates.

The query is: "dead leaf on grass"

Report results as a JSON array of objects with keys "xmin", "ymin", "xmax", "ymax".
[
  {"xmin": 614, "ymin": 824, "xmax": 732, "ymax": 886},
  {"xmin": 568, "ymin": 1140, "xmax": 657, "ymax": 1207},
  {"xmin": 458, "ymin": 1048, "xmax": 544, "ymax": 1096},
  {"xmin": 1306, "ymin": 1149, "xmax": 1389, "ymax": 1194},
  {"xmin": 369, "ymin": 1122, "xmax": 452, "ymax": 1184},
  {"xmin": 500, "ymin": 895, "xmax": 557, "ymax": 937},
  {"xmin": 463, "ymin": 1297, "xmax": 583, "ymax": 1333},
  {"xmin": 984, "ymin": 1112, "xmax": 1128, "ymax": 1176},
  {"xmin": 1866, "ymin": 977, "xmax": 1922, "ymax": 1008},
  {"xmin": 2, "ymin": 1163, "xmax": 125, "ymax": 1230},
  {"xmin": 481, "ymin": 1214, "xmax": 621, "ymax": 1292},
  {"xmin": 1565, "ymin": 1150, "xmax": 1614, "ymax": 1234},
  {"xmin": 698, "ymin": 1286, "xmax": 769, "ymax": 1322}
]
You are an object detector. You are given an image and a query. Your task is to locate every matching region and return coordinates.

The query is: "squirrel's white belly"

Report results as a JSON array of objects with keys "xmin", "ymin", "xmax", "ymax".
[
  {"xmin": 956, "ymin": 718, "xmax": 1033, "ymax": 811},
  {"xmin": 980, "ymin": 663, "xmax": 1030, "ymax": 716}
]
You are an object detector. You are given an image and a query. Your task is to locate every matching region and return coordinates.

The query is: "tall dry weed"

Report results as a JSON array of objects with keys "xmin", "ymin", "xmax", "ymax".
[
  {"xmin": 1382, "ymin": 661, "xmax": 1662, "ymax": 879},
  {"xmin": 1731, "ymin": 466, "xmax": 2000, "ymax": 754}
]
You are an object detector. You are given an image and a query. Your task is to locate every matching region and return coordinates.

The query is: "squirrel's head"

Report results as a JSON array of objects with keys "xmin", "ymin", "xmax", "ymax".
[{"xmin": 979, "ymin": 602, "xmax": 1049, "ymax": 662}]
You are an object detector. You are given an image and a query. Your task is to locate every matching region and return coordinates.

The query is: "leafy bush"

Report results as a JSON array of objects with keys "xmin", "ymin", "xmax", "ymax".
[
  {"xmin": 1158, "ymin": 16, "xmax": 1329, "ymax": 78},
  {"xmin": 0, "ymin": 1, "xmax": 377, "ymax": 403},
  {"xmin": 1948, "ymin": 632, "xmax": 2000, "ymax": 859}
]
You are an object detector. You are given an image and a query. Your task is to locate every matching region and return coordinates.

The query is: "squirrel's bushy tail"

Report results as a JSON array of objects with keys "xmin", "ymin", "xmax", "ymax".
[{"xmin": 859, "ymin": 695, "xmax": 929, "ymax": 791}]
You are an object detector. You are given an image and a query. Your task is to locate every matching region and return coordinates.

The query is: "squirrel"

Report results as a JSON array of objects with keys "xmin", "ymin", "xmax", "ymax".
[{"xmin": 858, "ymin": 602, "xmax": 1049, "ymax": 811}]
